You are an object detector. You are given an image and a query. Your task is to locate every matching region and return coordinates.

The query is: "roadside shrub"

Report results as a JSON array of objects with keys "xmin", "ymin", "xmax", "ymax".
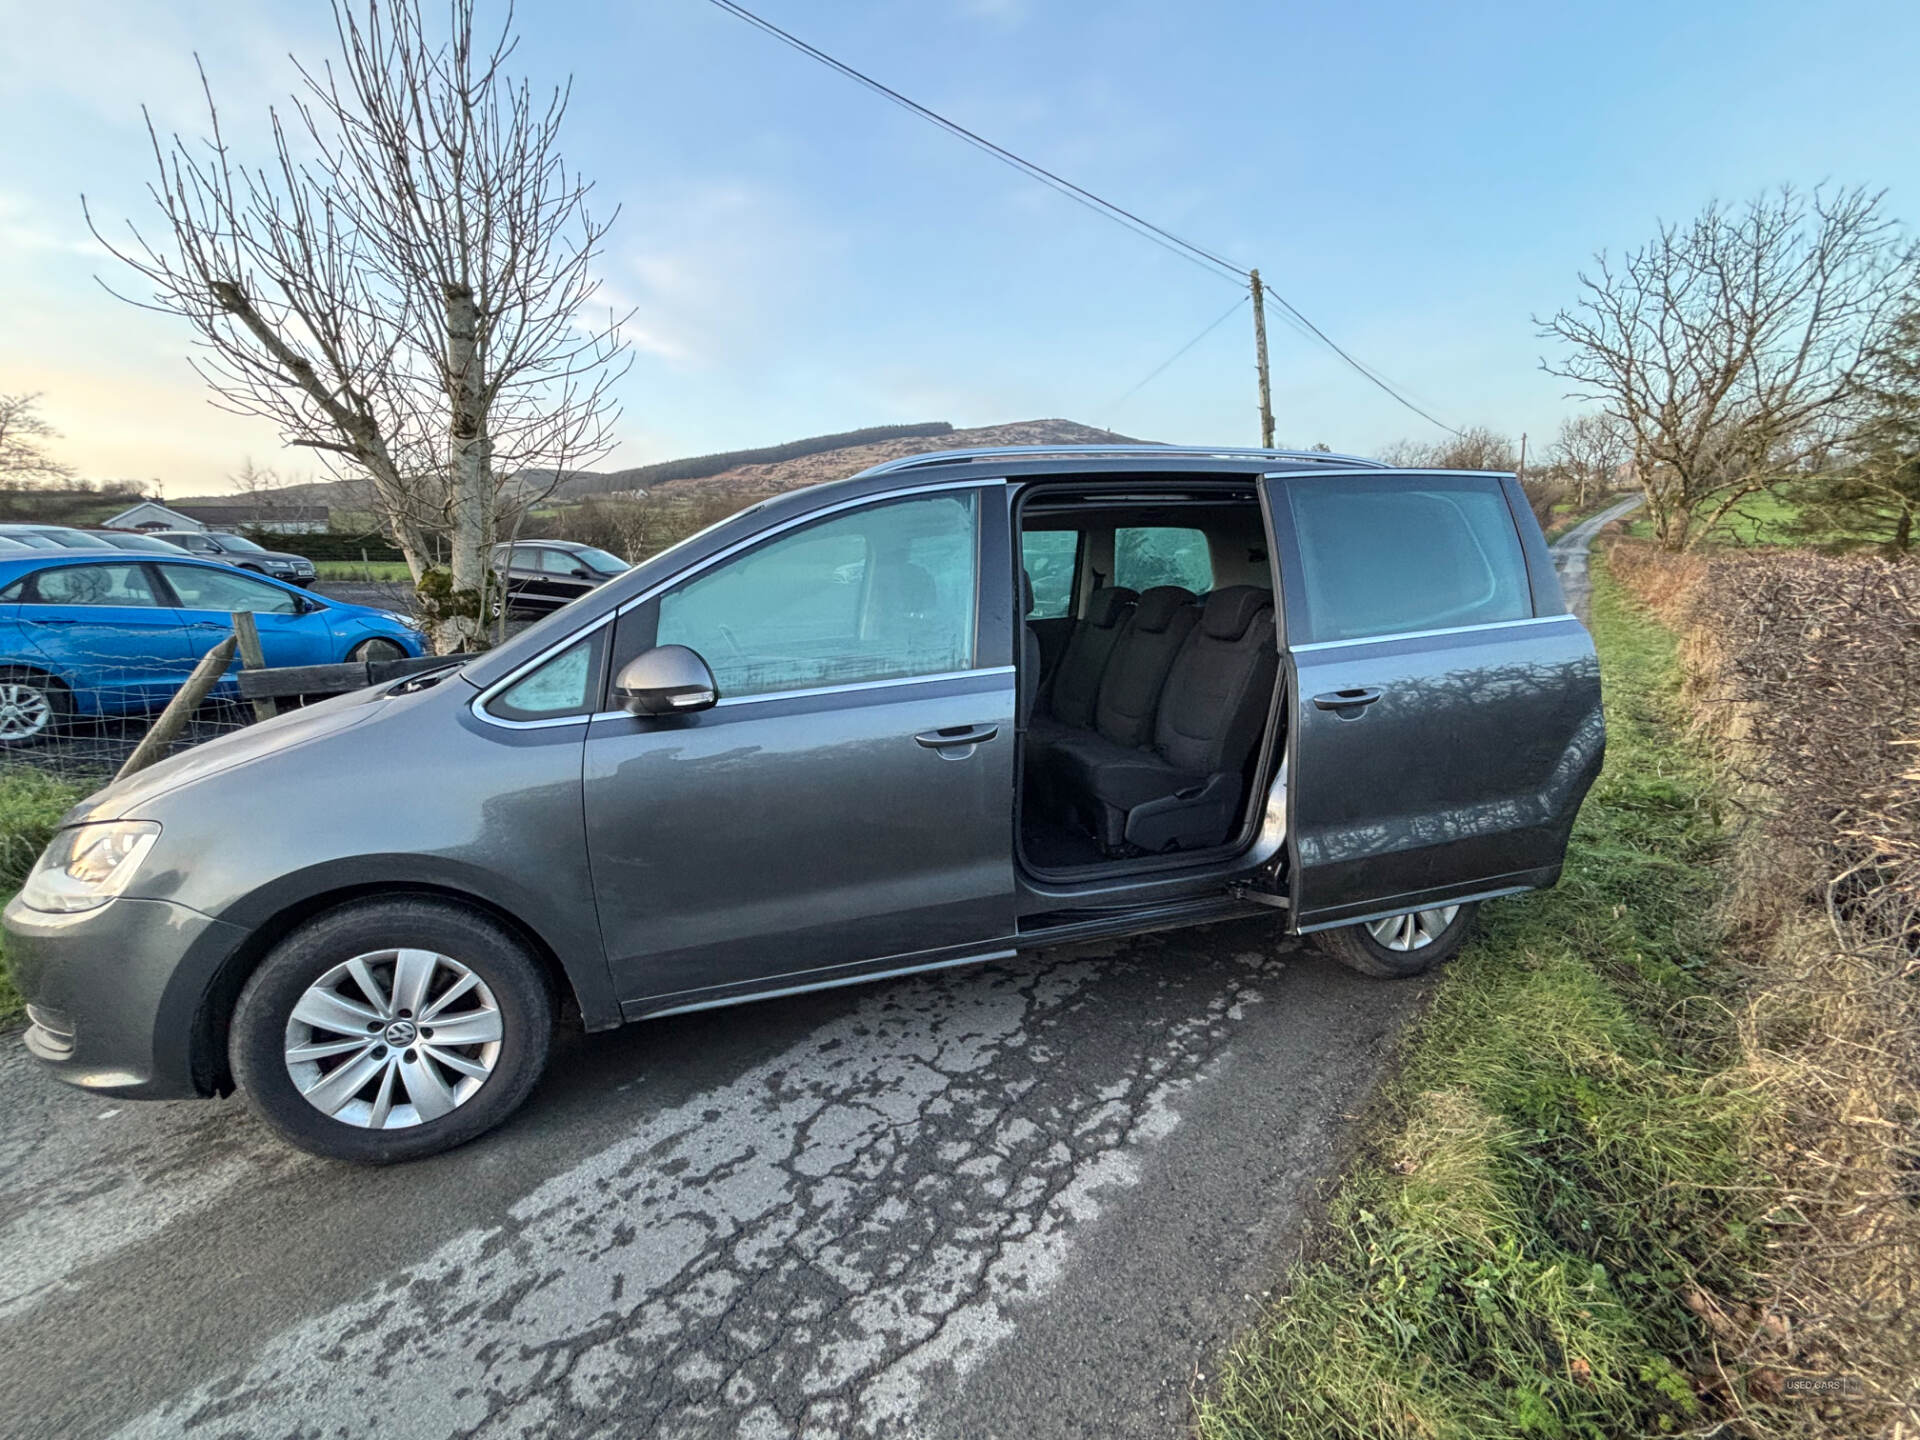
[{"xmin": 1608, "ymin": 538, "xmax": 1920, "ymax": 1433}]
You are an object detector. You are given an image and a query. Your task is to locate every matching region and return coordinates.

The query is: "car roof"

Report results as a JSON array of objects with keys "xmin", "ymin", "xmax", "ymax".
[{"xmin": 0, "ymin": 550, "xmax": 257, "ymax": 575}]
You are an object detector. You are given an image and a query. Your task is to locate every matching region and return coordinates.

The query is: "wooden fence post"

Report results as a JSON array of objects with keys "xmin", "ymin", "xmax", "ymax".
[
  {"xmin": 116, "ymin": 637, "xmax": 238, "ymax": 781},
  {"xmin": 230, "ymin": 610, "xmax": 278, "ymax": 722}
]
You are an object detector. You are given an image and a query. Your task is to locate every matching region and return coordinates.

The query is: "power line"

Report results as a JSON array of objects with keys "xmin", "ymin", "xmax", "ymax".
[
  {"xmin": 702, "ymin": 0, "xmax": 1243, "ymax": 285},
  {"xmin": 702, "ymin": 0, "xmax": 1462, "ymax": 436},
  {"xmin": 1261, "ymin": 281, "xmax": 1462, "ymax": 436},
  {"xmin": 1104, "ymin": 294, "xmax": 1248, "ymax": 421}
]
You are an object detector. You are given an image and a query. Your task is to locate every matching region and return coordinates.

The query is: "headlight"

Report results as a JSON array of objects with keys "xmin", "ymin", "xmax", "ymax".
[
  {"xmin": 381, "ymin": 611, "xmax": 424, "ymax": 631},
  {"xmin": 21, "ymin": 822, "xmax": 162, "ymax": 914}
]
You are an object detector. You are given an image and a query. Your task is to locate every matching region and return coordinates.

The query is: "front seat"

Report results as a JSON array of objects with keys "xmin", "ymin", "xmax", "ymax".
[{"xmin": 1057, "ymin": 585, "xmax": 1278, "ymax": 853}]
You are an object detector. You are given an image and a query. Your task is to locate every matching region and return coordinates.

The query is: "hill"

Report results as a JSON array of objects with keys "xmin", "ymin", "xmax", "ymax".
[{"xmin": 173, "ymin": 417, "xmax": 1135, "ymax": 513}]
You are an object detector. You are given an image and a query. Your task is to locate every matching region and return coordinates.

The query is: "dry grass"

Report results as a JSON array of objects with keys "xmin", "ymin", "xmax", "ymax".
[{"xmin": 1608, "ymin": 539, "xmax": 1920, "ymax": 1434}]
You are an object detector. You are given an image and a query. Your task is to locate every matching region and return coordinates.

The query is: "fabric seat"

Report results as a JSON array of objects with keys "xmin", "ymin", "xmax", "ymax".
[
  {"xmin": 1019, "ymin": 570, "xmax": 1041, "ymax": 727},
  {"xmin": 1055, "ymin": 585, "xmax": 1277, "ymax": 853},
  {"xmin": 1039, "ymin": 585, "xmax": 1198, "ymax": 815},
  {"xmin": 1026, "ymin": 585, "xmax": 1137, "ymax": 745}
]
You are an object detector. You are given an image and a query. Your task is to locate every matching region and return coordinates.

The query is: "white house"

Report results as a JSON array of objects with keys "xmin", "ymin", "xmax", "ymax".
[{"xmin": 101, "ymin": 500, "xmax": 331, "ymax": 534}]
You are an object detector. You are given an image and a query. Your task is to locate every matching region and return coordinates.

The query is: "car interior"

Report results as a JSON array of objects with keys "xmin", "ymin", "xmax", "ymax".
[{"xmin": 1015, "ymin": 482, "xmax": 1284, "ymax": 874}]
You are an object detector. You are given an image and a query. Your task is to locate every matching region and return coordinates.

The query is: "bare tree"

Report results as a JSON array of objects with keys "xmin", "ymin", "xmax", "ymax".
[
  {"xmin": 1547, "ymin": 411, "xmax": 1627, "ymax": 509},
  {"xmin": 88, "ymin": 0, "xmax": 628, "ymax": 649},
  {"xmin": 1377, "ymin": 425, "xmax": 1516, "ymax": 471},
  {"xmin": 0, "ymin": 393, "xmax": 75, "ymax": 488},
  {"xmin": 1539, "ymin": 185, "xmax": 1919, "ymax": 549}
]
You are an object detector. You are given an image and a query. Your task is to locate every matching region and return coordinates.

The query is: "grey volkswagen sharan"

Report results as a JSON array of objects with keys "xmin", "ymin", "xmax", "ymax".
[{"xmin": 6, "ymin": 446, "xmax": 1604, "ymax": 1162}]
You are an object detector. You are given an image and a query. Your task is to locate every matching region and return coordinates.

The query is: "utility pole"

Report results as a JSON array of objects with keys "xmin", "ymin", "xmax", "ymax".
[
  {"xmin": 1517, "ymin": 432, "xmax": 1528, "ymax": 483},
  {"xmin": 1249, "ymin": 268, "xmax": 1274, "ymax": 449}
]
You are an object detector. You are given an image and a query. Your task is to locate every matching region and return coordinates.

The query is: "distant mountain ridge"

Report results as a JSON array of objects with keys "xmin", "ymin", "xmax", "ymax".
[{"xmin": 173, "ymin": 417, "xmax": 1136, "ymax": 511}]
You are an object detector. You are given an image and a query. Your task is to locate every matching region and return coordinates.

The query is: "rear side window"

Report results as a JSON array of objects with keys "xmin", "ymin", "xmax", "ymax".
[
  {"xmin": 16, "ymin": 564, "xmax": 161, "ymax": 607},
  {"xmin": 1116, "ymin": 526, "xmax": 1212, "ymax": 594},
  {"xmin": 1020, "ymin": 530, "xmax": 1079, "ymax": 619},
  {"xmin": 1284, "ymin": 475, "xmax": 1531, "ymax": 643}
]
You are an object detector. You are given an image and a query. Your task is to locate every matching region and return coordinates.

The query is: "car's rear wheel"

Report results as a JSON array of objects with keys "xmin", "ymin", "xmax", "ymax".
[
  {"xmin": 1311, "ymin": 901, "xmax": 1476, "ymax": 978},
  {"xmin": 230, "ymin": 897, "xmax": 552, "ymax": 1163},
  {"xmin": 0, "ymin": 669, "xmax": 71, "ymax": 746},
  {"xmin": 348, "ymin": 636, "xmax": 410, "ymax": 663}
]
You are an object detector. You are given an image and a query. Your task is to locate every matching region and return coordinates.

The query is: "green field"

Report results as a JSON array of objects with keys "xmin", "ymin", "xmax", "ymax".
[
  {"xmin": 1623, "ymin": 488, "xmax": 1871, "ymax": 548},
  {"xmin": 313, "ymin": 559, "xmax": 413, "ymax": 582}
]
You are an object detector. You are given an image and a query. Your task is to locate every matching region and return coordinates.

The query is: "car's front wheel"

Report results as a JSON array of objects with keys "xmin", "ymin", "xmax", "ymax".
[
  {"xmin": 348, "ymin": 636, "xmax": 410, "ymax": 663},
  {"xmin": 230, "ymin": 897, "xmax": 552, "ymax": 1163},
  {"xmin": 1311, "ymin": 901, "xmax": 1477, "ymax": 978}
]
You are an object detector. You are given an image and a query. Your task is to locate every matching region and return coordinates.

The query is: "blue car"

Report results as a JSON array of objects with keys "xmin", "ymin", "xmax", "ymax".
[{"xmin": 0, "ymin": 552, "xmax": 426, "ymax": 743}]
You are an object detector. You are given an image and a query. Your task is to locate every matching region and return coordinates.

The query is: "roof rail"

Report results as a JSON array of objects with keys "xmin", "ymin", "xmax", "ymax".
[{"xmin": 855, "ymin": 443, "xmax": 1390, "ymax": 478}]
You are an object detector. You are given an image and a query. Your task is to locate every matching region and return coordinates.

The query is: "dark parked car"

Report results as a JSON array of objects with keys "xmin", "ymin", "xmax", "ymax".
[
  {"xmin": 488, "ymin": 539, "xmax": 628, "ymax": 616},
  {"xmin": 87, "ymin": 529, "xmax": 194, "ymax": 555},
  {"xmin": 149, "ymin": 530, "xmax": 317, "ymax": 587},
  {"xmin": 0, "ymin": 523, "xmax": 121, "ymax": 551},
  {"xmin": 7, "ymin": 446, "xmax": 1603, "ymax": 1163}
]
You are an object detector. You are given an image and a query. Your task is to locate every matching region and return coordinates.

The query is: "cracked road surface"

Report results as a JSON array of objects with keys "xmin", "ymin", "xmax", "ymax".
[
  {"xmin": 0, "ymin": 523, "xmax": 1617, "ymax": 1440},
  {"xmin": 0, "ymin": 929, "xmax": 1422, "ymax": 1440}
]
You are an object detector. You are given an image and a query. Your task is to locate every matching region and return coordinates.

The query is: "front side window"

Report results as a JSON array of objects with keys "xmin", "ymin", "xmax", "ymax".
[
  {"xmin": 158, "ymin": 564, "xmax": 302, "ymax": 615},
  {"xmin": 1020, "ymin": 529, "xmax": 1079, "ymax": 619},
  {"xmin": 15, "ymin": 564, "xmax": 160, "ymax": 606},
  {"xmin": 1284, "ymin": 474, "xmax": 1531, "ymax": 643},
  {"xmin": 657, "ymin": 491, "xmax": 979, "ymax": 698},
  {"xmin": 1115, "ymin": 526, "xmax": 1213, "ymax": 594}
]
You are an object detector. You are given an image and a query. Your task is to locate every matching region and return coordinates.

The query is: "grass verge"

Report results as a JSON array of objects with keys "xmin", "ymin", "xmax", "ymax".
[
  {"xmin": 0, "ymin": 769, "xmax": 89, "ymax": 1026},
  {"xmin": 1198, "ymin": 556, "xmax": 1769, "ymax": 1439}
]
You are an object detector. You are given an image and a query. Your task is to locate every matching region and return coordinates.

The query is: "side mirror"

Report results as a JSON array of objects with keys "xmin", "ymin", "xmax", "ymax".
[
  {"xmin": 569, "ymin": 567, "xmax": 592, "ymax": 580},
  {"xmin": 613, "ymin": 645, "xmax": 718, "ymax": 716}
]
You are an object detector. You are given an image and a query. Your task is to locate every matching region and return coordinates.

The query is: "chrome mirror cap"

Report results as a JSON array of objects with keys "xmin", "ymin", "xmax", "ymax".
[{"xmin": 613, "ymin": 645, "xmax": 719, "ymax": 716}]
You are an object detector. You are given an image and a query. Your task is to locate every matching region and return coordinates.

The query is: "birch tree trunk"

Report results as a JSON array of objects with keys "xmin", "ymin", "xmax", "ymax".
[{"xmin": 441, "ymin": 282, "xmax": 490, "ymax": 650}]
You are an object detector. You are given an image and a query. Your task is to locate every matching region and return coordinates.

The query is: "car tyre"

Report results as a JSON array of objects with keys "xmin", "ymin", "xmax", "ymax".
[
  {"xmin": 1311, "ymin": 901, "xmax": 1477, "ymax": 979},
  {"xmin": 348, "ymin": 636, "xmax": 410, "ymax": 663},
  {"xmin": 0, "ymin": 668, "xmax": 72, "ymax": 746},
  {"xmin": 230, "ymin": 897, "xmax": 552, "ymax": 1164}
]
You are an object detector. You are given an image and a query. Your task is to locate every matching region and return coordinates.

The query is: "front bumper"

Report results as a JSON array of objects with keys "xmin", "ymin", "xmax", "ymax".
[{"xmin": 5, "ymin": 892, "xmax": 251, "ymax": 1099}]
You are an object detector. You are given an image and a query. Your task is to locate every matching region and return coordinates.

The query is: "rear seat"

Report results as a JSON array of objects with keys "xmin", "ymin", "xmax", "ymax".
[
  {"xmin": 1049, "ymin": 585, "xmax": 1277, "ymax": 854},
  {"xmin": 1028, "ymin": 585, "xmax": 1137, "ymax": 743}
]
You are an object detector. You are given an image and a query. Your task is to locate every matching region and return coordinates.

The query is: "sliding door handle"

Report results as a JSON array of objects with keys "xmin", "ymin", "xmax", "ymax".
[
  {"xmin": 1312, "ymin": 686, "xmax": 1383, "ymax": 714},
  {"xmin": 914, "ymin": 723, "xmax": 999, "ymax": 749}
]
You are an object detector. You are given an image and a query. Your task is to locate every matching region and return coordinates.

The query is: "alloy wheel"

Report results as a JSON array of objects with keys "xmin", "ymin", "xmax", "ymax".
[
  {"xmin": 282, "ymin": 949, "xmax": 503, "ymax": 1129},
  {"xmin": 0, "ymin": 681, "xmax": 54, "ymax": 741},
  {"xmin": 1364, "ymin": 905, "xmax": 1461, "ymax": 952}
]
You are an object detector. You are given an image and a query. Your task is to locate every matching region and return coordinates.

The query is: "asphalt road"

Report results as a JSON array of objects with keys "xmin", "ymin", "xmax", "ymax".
[
  {"xmin": 1550, "ymin": 493, "xmax": 1645, "ymax": 620},
  {"xmin": 0, "ymin": 521, "xmax": 1614, "ymax": 1440}
]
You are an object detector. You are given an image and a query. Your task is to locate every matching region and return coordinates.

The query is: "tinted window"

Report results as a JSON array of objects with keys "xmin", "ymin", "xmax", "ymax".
[
  {"xmin": 657, "ymin": 491, "xmax": 978, "ymax": 698},
  {"xmin": 158, "ymin": 564, "xmax": 302, "ymax": 615},
  {"xmin": 1284, "ymin": 475, "xmax": 1531, "ymax": 643},
  {"xmin": 22, "ymin": 564, "xmax": 161, "ymax": 606},
  {"xmin": 1116, "ymin": 526, "xmax": 1212, "ymax": 594},
  {"xmin": 1021, "ymin": 530, "xmax": 1078, "ymax": 619}
]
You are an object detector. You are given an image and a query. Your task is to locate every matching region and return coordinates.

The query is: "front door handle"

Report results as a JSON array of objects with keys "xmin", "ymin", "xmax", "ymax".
[
  {"xmin": 914, "ymin": 723, "xmax": 999, "ymax": 750},
  {"xmin": 1312, "ymin": 686, "xmax": 1383, "ymax": 714}
]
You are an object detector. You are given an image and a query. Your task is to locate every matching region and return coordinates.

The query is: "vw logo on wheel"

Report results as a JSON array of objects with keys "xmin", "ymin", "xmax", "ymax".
[{"xmin": 383, "ymin": 1019, "xmax": 419, "ymax": 1047}]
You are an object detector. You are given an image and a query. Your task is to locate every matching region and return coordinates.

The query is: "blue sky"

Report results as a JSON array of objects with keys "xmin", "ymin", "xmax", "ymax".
[{"xmin": 3, "ymin": 0, "xmax": 1917, "ymax": 492}]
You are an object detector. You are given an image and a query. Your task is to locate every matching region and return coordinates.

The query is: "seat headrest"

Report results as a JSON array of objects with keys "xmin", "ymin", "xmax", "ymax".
[
  {"xmin": 1085, "ymin": 585, "xmax": 1137, "ymax": 628},
  {"xmin": 1200, "ymin": 585, "xmax": 1272, "ymax": 641},
  {"xmin": 1131, "ymin": 586, "xmax": 1197, "ymax": 634},
  {"xmin": 1020, "ymin": 569, "xmax": 1035, "ymax": 616}
]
